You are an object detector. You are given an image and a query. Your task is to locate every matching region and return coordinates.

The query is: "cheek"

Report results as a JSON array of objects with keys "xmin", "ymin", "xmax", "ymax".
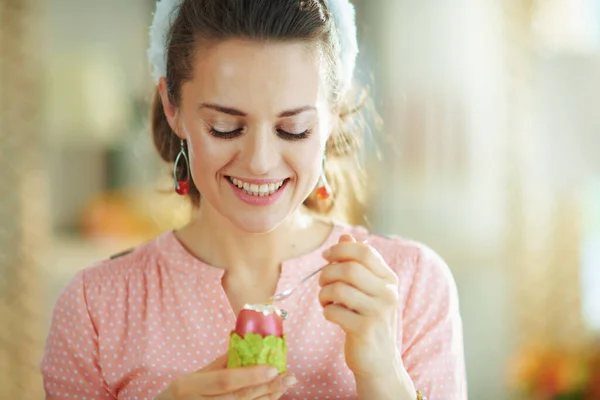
[
  {"xmin": 285, "ymin": 140, "xmax": 323, "ymax": 178},
  {"xmin": 186, "ymin": 134, "xmax": 233, "ymax": 179}
]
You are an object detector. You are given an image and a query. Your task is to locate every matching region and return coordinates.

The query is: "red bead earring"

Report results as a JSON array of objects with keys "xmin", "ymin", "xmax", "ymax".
[
  {"xmin": 173, "ymin": 139, "xmax": 190, "ymax": 195},
  {"xmin": 316, "ymin": 157, "xmax": 332, "ymax": 200}
]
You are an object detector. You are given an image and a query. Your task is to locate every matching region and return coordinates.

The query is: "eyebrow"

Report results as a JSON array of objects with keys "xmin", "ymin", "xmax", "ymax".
[{"xmin": 199, "ymin": 103, "xmax": 316, "ymax": 118}]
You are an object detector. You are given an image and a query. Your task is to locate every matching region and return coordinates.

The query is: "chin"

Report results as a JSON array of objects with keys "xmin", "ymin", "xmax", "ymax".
[{"xmin": 227, "ymin": 210, "xmax": 292, "ymax": 234}]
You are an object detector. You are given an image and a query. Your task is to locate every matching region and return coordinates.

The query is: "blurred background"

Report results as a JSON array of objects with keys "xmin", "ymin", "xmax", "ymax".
[{"xmin": 1, "ymin": 0, "xmax": 600, "ymax": 398}]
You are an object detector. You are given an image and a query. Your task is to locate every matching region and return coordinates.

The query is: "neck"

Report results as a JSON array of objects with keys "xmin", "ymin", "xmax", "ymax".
[{"xmin": 176, "ymin": 204, "xmax": 331, "ymax": 278}]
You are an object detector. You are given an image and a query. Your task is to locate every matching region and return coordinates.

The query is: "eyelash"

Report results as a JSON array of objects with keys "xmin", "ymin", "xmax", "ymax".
[
  {"xmin": 209, "ymin": 128, "xmax": 243, "ymax": 140},
  {"xmin": 277, "ymin": 129, "xmax": 311, "ymax": 140},
  {"xmin": 209, "ymin": 128, "xmax": 311, "ymax": 141}
]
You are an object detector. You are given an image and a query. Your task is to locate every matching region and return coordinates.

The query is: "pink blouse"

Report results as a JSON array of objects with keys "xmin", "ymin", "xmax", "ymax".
[{"xmin": 41, "ymin": 222, "xmax": 467, "ymax": 399}]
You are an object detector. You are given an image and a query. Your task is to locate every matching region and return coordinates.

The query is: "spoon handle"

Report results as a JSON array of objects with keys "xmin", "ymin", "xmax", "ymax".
[
  {"xmin": 299, "ymin": 263, "xmax": 328, "ymax": 285},
  {"xmin": 267, "ymin": 263, "xmax": 330, "ymax": 303}
]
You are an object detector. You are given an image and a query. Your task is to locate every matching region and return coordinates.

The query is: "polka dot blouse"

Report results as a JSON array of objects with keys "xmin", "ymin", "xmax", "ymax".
[{"xmin": 41, "ymin": 222, "xmax": 467, "ymax": 399}]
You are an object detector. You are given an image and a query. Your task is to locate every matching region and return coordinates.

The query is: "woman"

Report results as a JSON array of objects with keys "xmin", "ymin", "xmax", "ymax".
[{"xmin": 41, "ymin": 0, "xmax": 467, "ymax": 399}]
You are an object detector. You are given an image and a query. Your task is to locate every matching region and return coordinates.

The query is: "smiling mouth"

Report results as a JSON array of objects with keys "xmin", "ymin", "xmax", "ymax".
[{"xmin": 226, "ymin": 176, "xmax": 290, "ymax": 197}]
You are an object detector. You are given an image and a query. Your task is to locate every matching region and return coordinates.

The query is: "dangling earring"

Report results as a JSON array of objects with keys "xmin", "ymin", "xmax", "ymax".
[
  {"xmin": 316, "ymin": 156, "xmax": 332, "ymax": 200},
  {"xmin": 173, "ymin": 139, "xmax": 190, "ymax": 195}
]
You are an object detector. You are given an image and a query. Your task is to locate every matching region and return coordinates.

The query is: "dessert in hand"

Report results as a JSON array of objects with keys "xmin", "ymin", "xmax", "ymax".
[{"xmin": 227, "ymin": 303, "xmax": 287, "ymax": 373}]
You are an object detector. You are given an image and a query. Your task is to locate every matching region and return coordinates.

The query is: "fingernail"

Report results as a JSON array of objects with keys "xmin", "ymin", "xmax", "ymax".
[
  {"xmin": 283, "ymin": 375, "xmax": 298, "ymax": 386},
  {"xmin": 340, "ymin": 234, "xmax": 355, "ymax": 242},
  {"xmin": 266, "ymin": 368, "xmax": 279, "ymax": 378}
]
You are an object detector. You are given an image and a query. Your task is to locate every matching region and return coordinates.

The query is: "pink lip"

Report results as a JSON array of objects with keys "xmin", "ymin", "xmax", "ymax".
[
  {"xmin": 227, "ymin": 177, "xmax": 289, "ymax": 206},
  {"xmin": 227, "ymin": 176, "xmax": 287, "ymax": 185}
]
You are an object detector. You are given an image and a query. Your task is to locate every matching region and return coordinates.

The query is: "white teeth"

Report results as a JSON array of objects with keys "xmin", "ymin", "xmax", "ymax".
[{"xmin": 229, "ymin": 177, "xmax": 286, "ymax": 197}]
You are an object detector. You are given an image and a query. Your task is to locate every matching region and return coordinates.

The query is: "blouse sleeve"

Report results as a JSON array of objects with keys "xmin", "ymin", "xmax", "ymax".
[
  {"xmin": 400, "ymin": 245, "xmax": 468, "ymax": 399},
  {"xmin": 41, "ymin": 270, "xmax": 115, "ymax": 399}
]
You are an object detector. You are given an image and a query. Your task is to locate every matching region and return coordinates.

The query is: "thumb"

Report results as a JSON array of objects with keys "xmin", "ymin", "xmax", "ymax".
[
  {"xmin": 338, "ymin": 234, "xmax": 356, "ymax": 243},
  {"xmin": 201, "ymin": 353, "xmax": 229, "ymax": 371}
]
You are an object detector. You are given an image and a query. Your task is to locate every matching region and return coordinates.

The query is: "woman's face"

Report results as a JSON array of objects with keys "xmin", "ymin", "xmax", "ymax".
[{"xmin": 164, "ymin": 39, "xmax": 332, "ymax": 233}]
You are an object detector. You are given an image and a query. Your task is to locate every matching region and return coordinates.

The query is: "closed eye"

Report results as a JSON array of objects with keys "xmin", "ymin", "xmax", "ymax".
[
  {"xmin": 209, "ymin": 127, "xmax": 244, "ymax": 139},
  {"xmin": 277, "ymin": 129, "xmax": 311, "ymax": 140},
  {"xmin": 209, "ymin": 127, "xmax": 311, "ymax": 140}
]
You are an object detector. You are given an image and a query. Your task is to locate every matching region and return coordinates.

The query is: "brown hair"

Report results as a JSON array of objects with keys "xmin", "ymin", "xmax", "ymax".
[{"xmin": 151, "ymin": 0, "xmax": 368, "ymax": 223}]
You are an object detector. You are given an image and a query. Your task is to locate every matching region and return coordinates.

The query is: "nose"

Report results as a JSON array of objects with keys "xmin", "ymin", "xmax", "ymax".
[{"xmin": 241, "ymin": 125, "xmax": 280, "ymax": 176}]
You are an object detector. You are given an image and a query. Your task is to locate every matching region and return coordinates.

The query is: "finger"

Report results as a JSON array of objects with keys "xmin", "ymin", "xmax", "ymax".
[
  {"xmin": 338, "ymin": 234, "xmax": 356, "ymax": 243},
  {"xmin": 318, "ymin": 282, "xmax": 377, "ymax": 316},
  {"xmin": 200, "ymin": 353, "xmax": 229, "ymax": 371},
  {"xmin": 179, "ymin": 364, "xmax": 279, "ymax": 395},
  {"xmin": 319, "ymin": 263, "xmax": 399, "ymax": 310},
  {"xmin": 322, "ymin": 304, "xmax": 363, "ymax": 333},
  {"xmin": 322, "ymin": 242, "xmax": 397, "ymax": 282},
  {"xmin": 255, "ymin": 391, "xmax": 286, "ymax": 400},
  {"xmin": 254, "ymin": 374, "xmax": 298, "ymax": 400},
  {"xmin": 220, "ymin": 373, "xmax": 297, "ymax": 400},
  {"xmin": 318, "ymin": 261, "xmax": 382, "ymax": 297}
]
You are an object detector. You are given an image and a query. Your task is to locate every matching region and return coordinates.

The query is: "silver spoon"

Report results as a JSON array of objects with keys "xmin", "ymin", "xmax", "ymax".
[{"xmin": 266, "ymin": 263, "xmax": 329, "ymax": 303}]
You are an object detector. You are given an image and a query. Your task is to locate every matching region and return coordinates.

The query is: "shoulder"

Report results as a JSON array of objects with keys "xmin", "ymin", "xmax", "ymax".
[
  {"xmin": 49, "ymin": 233, "xmax": 175, "ymax": 338},
  {"xmin": 59, "ymin": 233, "xmax": 170, "ymax": 300},
  {"xmin": 84, "ymin": 239, "xmax": 156, "ymax": 285},
  {"xmin": 47, "ymin": 238, "xmax": 156, "ymax": 334}
]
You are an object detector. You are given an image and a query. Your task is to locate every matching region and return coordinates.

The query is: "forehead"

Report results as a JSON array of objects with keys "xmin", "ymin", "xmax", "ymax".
[{"xmin": 183, "ymin": 39, "xmax": 326, "ymax": 114}]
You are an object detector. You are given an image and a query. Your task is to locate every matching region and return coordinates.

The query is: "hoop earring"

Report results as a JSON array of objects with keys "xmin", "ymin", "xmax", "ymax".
[
  {"xmin": 316, "ymin": 156, "xmax": 332, "ymax": 200},
  {"xmin": 173, "ymin": 139, "xmax": 190, "ymax": 195}
]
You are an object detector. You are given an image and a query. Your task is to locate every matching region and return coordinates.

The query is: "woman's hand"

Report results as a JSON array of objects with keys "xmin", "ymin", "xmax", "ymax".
[
  {"xmin": 157, "ymin": 354, "xmax": 297, "ymax": 400},
  {"xmin": 319, "ymin": 234, "xmax": 403, "ymax": 379}
]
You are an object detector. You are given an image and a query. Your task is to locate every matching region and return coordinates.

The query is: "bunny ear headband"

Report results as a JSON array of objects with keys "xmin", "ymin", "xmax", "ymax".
[{"xmin": 147, "ymin": 0, "xmax": 359, "ymax": 93}]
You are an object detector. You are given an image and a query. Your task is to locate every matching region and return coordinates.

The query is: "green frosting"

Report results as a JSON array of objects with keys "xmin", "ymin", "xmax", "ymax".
[{"xmin": 227, "ymin": 332, "xmax": 287, "ymax": 373}]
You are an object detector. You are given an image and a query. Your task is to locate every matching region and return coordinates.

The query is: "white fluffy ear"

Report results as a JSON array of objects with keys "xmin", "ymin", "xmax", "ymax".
[
  {"xmin": 147, "ymin": 0, "xmax": 182, "ymax": 84},
  {"xmin": 323, "ymin": 0, "xmax": 359, "ymax": 93},
  {"xmin": 157, "ymin": 77, "xmax": 182, "ymax": 138},
  {"xmin": 147, "ymin": 0, "xmax": 358, "ymax": 92}
]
